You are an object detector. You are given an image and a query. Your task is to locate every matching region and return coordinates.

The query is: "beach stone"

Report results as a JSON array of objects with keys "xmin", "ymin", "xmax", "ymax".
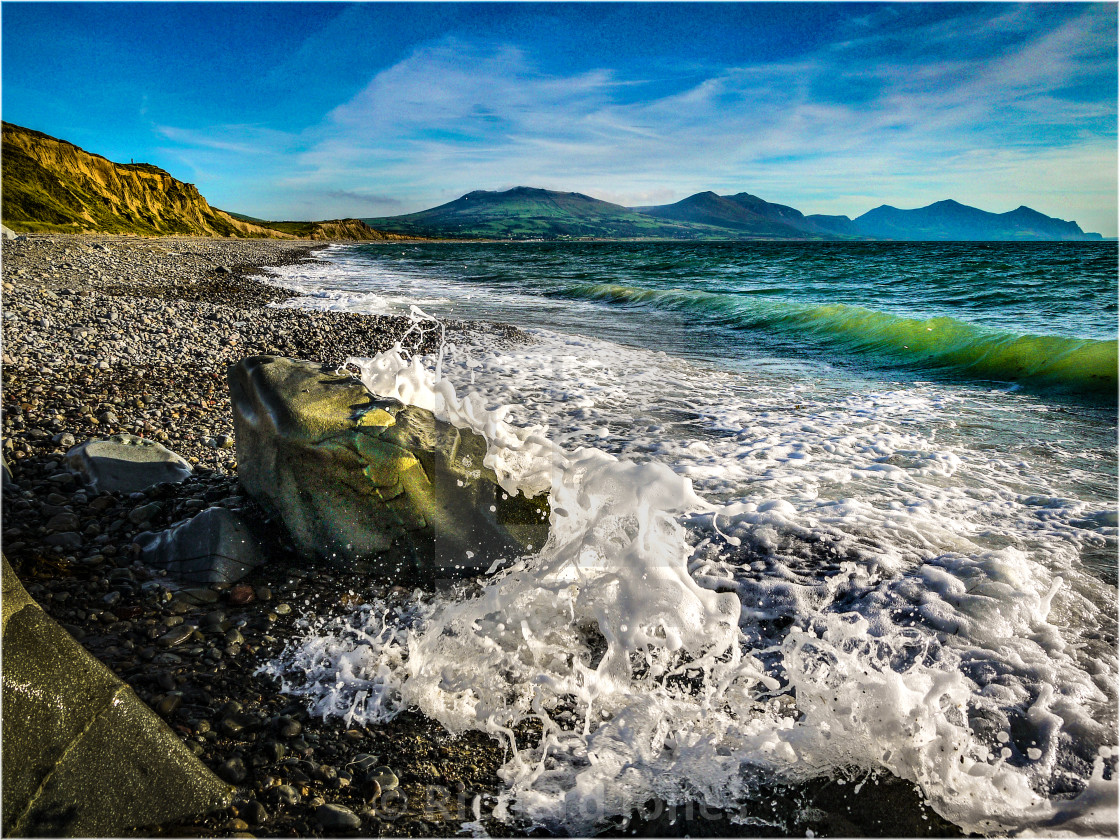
[
  {"xmin": 315, "ymin": 803, "xmax": 361, "ymax": 830},
  {"xmin": 158, "ymin": 625, "xmax": 195, "ymax": 647},
  {"xmin": 135, "ymin": 505, "xmax": 268, "ymax": 586},
  {"xmin": 271, "ymin": 785, "xmax": 300, "ymax": 806},
  {"xmin": 228, "ymin": 583, "xmax": 255, "ymax": 605},
  {"xmin": 228, "ymin": 356, "xmax": 549, "ymax": 579},
  {"xmin": 1, "ymin": 557, "xmax": 231, "ymax": 836},
  {"xmin": 43, "ymin": 531, "xmax": 83, "ymax": 550},
  {"xmin": 45, "ymin": 511, "xmax": 80, "ymax": 532},
  {"xmin": 244, "ymin": 799, "xmax": 269, "ymax": 825},
  {"xmin": 217, "ymin": 757, "xmax": 247, "ymax": 785},
  {"xmin": 65, "ymin": 434, "xmax": 193, "ymax": 494},
  {"xmin": 370, "ymin": 766, "xmax": 399, "ymax": 791}
]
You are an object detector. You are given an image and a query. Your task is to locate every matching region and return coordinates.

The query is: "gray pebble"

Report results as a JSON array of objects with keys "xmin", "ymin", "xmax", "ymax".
[
  {"xmin": 370, "ymin": 766, "xmax": 398, "ymax": 791},
  {"xmin": 315, "ymin": 804, "xmax": 361, "ymax": 830},
  {"xmin": 270, "ymin": 784, "xmax": 300, "ymax": 806},
  {"xmin": 217, "ymin": 757, "xmax": 247, "ymax": 784},
  {"xmin": 157, "ymin": 625, "xmax": 194, "ymax": 647}
]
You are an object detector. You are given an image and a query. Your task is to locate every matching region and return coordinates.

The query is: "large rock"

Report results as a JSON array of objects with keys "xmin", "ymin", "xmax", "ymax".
[
  {"xmin": 228, "ymin": 356, "xmax": 548, "ymax": 579},
  {"xmin": 135, "ymin": 506, "xmax": 268, "ymax": 585},
  {"xmin": 1, "ymin": 557, "xmax": 231, "ymax": 836},
  {"xmin": 65, "ymin": 434, "xmax": 193, "ymax": 494}
]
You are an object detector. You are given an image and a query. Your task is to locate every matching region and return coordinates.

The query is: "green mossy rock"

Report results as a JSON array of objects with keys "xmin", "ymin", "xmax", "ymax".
[
  {"xmin": 1, "ymin": 557, "xmax": 231, "ymax": 836},
  {"xmin": 228, "ymin": 356, "xmax": 549, "ymax": 579}
]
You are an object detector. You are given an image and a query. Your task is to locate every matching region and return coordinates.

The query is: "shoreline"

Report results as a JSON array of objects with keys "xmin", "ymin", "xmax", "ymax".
[
  {"xmin": 0, "ymin": 234, "xmax": 962, "ymax": 838},
  {"xmin": 1, "ymin": 234, "xmax": 536, "ymax": 838}
]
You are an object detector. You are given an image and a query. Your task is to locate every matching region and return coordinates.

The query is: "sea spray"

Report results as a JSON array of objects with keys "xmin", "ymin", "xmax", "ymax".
[{"xmin": 261, "ymin": 307, "xmax": 1117, "ymax": 836}]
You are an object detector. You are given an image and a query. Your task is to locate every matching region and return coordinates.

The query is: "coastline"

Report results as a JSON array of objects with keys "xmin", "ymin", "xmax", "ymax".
[
  {"xmin": 0, "ymin": 235, "xmax": 963, "ymax": 838},
  {"xmin": 1, "ymin": 235, "xmax": 534, "ymax": 837}
]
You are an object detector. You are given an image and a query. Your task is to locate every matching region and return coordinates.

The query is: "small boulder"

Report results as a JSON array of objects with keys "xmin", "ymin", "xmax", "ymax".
[
  {"xmin": 65, "ymin": 434, "xmax": 192, "ymax": 494},
  {"xmin": 228, "ymin": 356, "xmax": 548, "ymax": 580},
  {"xmin": 135, "ymin": 507, "xmax": 267, "ymax": 586}
]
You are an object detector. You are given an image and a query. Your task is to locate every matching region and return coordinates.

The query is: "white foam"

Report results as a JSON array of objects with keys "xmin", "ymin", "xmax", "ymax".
[{"xmin": 262, "ymin": 258, "xmax": 1118, "ymax": 836}]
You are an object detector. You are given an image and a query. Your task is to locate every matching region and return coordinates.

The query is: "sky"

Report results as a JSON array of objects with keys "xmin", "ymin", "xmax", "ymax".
[{"xmin": 2, "ymin": 2, "xmax": 1117, "ymax": 235}]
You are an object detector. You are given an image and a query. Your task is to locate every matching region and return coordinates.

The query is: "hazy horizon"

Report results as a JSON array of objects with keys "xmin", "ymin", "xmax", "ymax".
[{"xmin": 3, "ymin": 2, "xmax": 1116, "ymax": 235}]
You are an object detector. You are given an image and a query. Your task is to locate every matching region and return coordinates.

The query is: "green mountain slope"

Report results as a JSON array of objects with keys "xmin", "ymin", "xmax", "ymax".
[
  {"xmin": 363, "ymin": 187, "xmax": 734, "ymax": 240},
  {"xmin": 637, "ymin": 191, "xmax": 854, "ymax": 238}
]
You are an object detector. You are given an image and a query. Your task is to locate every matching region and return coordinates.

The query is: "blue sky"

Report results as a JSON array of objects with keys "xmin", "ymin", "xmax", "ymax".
[{"xmin": 3, "ymin": 2, "xmax": 1117, "ymax": 234}]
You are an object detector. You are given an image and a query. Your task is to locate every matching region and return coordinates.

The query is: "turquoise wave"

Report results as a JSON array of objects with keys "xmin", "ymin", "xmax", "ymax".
[{"xmin": 557, "ymin": 283, "xmax": 1118, "ymax": 396}]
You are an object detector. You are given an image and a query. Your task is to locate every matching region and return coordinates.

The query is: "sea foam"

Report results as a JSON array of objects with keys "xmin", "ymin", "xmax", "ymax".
[{"xmin": 262, "ymin": 307, "xmax": 1117, "ymax": 836}]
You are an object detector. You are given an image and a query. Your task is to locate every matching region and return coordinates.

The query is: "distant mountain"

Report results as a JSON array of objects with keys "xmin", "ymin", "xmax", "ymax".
[
  {"xmin": 368, "ymin": 188, "xmax": 1103, "ymax": 242},
  {"xmin": 364, "ymin": 187, "xmax": 736, "ymax": 240},
  {"xmin": 853, "ymin": 199, "xmax": 1102, "ymax": 241},
  {"xmin": 637, "ymin": 191, "xmax": 811, "ymax": 238},
  {"xmin": 1, "ymin": 122, "xmax": 288, "ymax": 237},
  {"xmin": 804, "ymin": 214, "xmax": 866, "ymax": 238}
]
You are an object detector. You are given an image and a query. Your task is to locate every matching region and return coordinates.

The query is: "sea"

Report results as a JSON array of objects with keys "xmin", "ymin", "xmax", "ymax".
[{"xmin": 259, "ymin": 241, "xmax": 1118, "ymax": 837}]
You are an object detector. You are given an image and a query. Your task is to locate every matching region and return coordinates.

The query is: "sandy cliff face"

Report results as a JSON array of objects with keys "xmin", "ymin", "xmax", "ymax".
[
  {"xmin": 307, "ymin": 220, "xmax": 413, "ymax": 241},
  {"xmin": 1, "ymin": 123, "xmax": 292, "ymax": 238}
]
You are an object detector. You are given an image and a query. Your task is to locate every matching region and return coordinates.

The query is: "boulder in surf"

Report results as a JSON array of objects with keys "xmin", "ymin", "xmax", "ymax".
[{"xmin": 227, "ymin": 355, "xmax": 548, "ymax": 578}]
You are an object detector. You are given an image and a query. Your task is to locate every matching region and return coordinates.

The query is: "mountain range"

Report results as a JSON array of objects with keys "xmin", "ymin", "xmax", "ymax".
[
  {"xmin": 365, "ymin": 187, "xmax": 1103, "ymax": 242},
  {"xmin": 0, "ymin": 122, "xmax": 1103, "ymax": 241}
]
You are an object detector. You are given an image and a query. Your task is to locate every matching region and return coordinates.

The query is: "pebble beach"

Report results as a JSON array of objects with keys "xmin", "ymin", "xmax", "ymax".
[
  {"xmin": 0, "ymin": 235, "xmax": 533, "ymax": 838},
  {"xmin": 0, "ymin": 235, "xmax": 981, "ymax": 839}
]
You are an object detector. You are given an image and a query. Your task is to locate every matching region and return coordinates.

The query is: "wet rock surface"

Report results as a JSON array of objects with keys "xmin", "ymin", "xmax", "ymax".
[
  {"xmin": 229, "ymin": 355, "xmax": 548, "ymax": 579},
  {"xmin": 136, "ymin": 506, "xmax": 269, "ymax": 586}
]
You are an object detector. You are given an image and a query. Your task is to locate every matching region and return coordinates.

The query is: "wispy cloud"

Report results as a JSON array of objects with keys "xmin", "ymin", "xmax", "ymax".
[{"xmin": 157, "ymin": 5, "xmax": 1117, "ymax": 234}]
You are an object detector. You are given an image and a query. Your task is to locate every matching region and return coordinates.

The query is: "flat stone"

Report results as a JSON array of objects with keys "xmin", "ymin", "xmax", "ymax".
[
  {"xmin": 1, "ymin": 558, "xmax": 231, "ymax": 836},
  {"xmin": 135, "ymin": 507, "xmax": 267, "ymax": 586},
  {"xmin": 65, "ymin": 434, "xmax": 193, "ymax": 494},
  {"xmin": 177, "ymin": 587, "xmax": 220, "ymax": 605},
  {"xmin": 157, "ymin": 625, "xmax": 194, "ymax": 647},
  {"xmin": 315, "ymin": 804, "xmax": 361, "ymax": 830}
]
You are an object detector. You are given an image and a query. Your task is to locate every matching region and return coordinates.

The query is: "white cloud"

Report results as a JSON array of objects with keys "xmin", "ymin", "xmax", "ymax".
[{"xmin": 155, "ymin": 10, "xmax": 1117, "ymax": 234}]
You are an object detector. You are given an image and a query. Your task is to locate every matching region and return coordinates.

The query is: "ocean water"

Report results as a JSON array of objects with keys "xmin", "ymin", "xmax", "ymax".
[{"xmin": 260, "ymin": 241, "xmax": 1118, "ymax": 836}]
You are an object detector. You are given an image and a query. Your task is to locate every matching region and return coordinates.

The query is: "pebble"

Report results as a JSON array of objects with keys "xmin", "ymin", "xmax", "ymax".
[
  {"xmin": 243, "ymin": 799, "xmax": 269, "ymax": 825},
  {"xmin": 228, "ymin": 583, "xmax": 255, "ymax": 605},
  {"xmin": 315, "ymin": 804, "xmax": 361, "ymax": 830},
  {"xmin": 359, "ymin": 779, "xmax": 382, "ymax": 803},
  {"xmin": 128, "ymin": 502, "xmax": 161, "ymax": 524},
  {"xmin": 270, "ymin": 784, "xmax": 300, "ymax": 806},
  {"xmin": 218, "ymin": 757, "xmax": 248, "ymax": 784},
  {"xmin": 370, "ymin": 766, "xmax": 399, "ymax": 791},
  {"xmin": 157, "ymin": 625, "xmax": 194, "ymax": 647},
  {"xmin": 273, "ymin": 603, "xmax": 291, "ymax": 615}
]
